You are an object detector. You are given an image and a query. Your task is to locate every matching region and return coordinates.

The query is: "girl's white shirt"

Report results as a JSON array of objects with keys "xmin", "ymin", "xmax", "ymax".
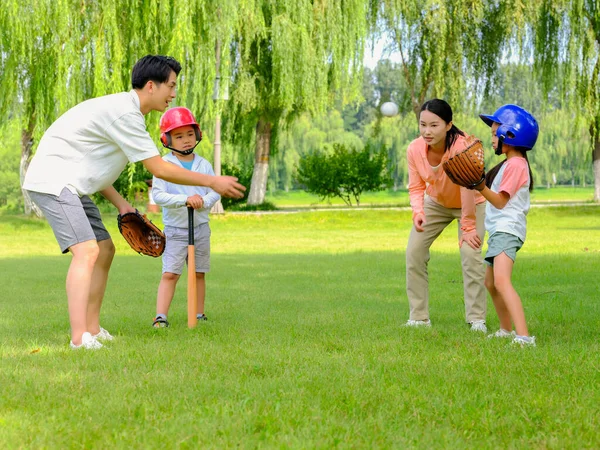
[{"xmin": 485, "ymin": 159, "xmax": 530, "ymax": 242}]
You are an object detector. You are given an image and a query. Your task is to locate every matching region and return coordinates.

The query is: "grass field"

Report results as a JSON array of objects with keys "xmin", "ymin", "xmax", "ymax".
[
  {"xmin": 1, "ymin": 205, "xmax": 599, "ymax": 448},
  {"xmin": 265, "ymin": 186, "xmax": 596, "ymax": 209}
]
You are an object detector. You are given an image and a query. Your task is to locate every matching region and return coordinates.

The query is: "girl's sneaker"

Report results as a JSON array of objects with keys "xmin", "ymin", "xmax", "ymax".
[
  {"xmin": 152, "ymin": 316, "xmax": 170, "ymax": 328},
  {"xmin": 70, "ymin": 332, "xmax": 103, "ymax": 350},
  {"xmin": 487, "ymin": 328, "xmax": 516, "ymax": 339},
  {"xmin": 93, "ymin": 327, "xmax": 114, "ymax": 341},
  {"xmin": 512, "ymin": 335, "xmax": 536, "ymax": 347},
  {"xmin": 197, "ymin": 314, "xmax": 208, "ymax": 321}
]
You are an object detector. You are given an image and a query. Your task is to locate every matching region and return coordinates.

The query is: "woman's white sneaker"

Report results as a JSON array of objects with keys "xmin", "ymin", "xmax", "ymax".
[
  {"xmin": 470, "ymin": 320, "xmax": 487, "ymax": 333},
  {"xmin": 70, "ymin": 332, "xmax": 103, "ymax": 350},
  {"xmin": 404, "ymin": 319, "xmax": 431, "ymax": 327}
]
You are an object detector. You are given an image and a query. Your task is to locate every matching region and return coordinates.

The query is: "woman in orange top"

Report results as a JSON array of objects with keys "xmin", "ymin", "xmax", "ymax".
[{"xmin": 405, "ymin": 99, "xmax": 487, "ymax": 331}]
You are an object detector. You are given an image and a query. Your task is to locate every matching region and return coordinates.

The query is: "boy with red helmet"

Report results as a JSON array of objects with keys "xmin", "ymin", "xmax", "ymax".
[{"xmin": 151, "ymin": 107, "xmax": 219, "ymax": 327}]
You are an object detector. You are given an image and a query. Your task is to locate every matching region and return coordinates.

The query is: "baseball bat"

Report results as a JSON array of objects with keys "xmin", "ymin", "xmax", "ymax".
[{"xmin": 187, "ymin": 207, "xmax": 197, "ymax": 328}]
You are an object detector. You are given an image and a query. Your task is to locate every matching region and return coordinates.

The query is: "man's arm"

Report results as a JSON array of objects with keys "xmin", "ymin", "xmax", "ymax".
[
  {"xmin": 142, "ymin": 156, "xmax": 245, "ymax": 199},
  {"xmin": 99, "ymin": 186, "xmax": 137, "ymax": 215}
]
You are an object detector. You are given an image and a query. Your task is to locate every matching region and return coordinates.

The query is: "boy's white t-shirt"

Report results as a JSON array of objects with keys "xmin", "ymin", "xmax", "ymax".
[{"xmin": 23, "ymin": 90, "xmax": 160, "ymax": 197}]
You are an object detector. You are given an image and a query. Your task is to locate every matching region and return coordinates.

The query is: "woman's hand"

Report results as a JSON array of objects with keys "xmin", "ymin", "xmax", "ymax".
[
  {"xmin": 413, "ymin": 213, "xmax": 427, "ymax": 232},
  {"xmin": 460, "ymin": 230, "xmax": 481, "ymax": 249}
]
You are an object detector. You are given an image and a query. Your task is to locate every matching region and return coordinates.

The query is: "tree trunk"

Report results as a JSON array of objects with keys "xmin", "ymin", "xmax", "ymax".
[
  {"xmin": 594, "ymin": 136, "xmax": 600, "ymax": 202},
  {"xmin": 20, "ymin": 128, "xmax": 42, "ymax": 217},
  {"xmin": 211, "ymin": 35, "xmax": 225, "ymax": 214},
  {"xmin": 247, "ymin": 119, "xmax": 271, "ymax": 205}
]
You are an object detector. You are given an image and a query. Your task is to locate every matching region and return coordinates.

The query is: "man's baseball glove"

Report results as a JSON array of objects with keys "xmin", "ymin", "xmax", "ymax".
[
  {"xmin": 442, "ymin": 139, "xmax": 485, "ymax": 189},
  {"xmin": 117, "ymin": 210, "xmax": 165, "ymax": 257}
]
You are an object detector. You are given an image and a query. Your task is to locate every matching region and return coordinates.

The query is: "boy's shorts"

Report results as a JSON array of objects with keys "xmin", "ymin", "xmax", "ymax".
[
  {"xmin": 484, "ymin": 231, "xmax": 524, "ymax": 266},
  {"xmin": 162, "ymin": 223, "xmax": 211, "ymax": 274},
  {"xmin": 27, "ymin": 188, "xmax": 111, "ymax": 254}
]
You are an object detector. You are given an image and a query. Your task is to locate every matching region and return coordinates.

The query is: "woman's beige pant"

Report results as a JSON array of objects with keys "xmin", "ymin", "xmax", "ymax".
[{"xmin": 406, "ymin": 197, "xmax": 486, "ymax": 323}]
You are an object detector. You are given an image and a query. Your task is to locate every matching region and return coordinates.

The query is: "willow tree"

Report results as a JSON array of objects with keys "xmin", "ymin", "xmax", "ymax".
[
  {"xmin": 3, "ymin": 0, "xmax": 229, "ymax": 214},
  {"xmin": 224, "ymin": 0, "xmax": 372, "ymax": 205},
  {"xmin": 0, "ymin": 0, "xmax": 86, "ymax": 215},
  {"xmin": 529, "ymin": 0, "xmax": 600, "ymax": 201},
  {"xmin": 379, "ymin": 0, "xmax": 479, "ymax": 118}
]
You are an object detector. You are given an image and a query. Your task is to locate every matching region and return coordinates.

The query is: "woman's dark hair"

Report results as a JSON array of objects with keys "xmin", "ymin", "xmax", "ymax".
[
  {"xmin": 485, "ymin": 148, "xmax": 534, "ymax": 192},
  {"xmin": 131, "ymin": 55, "xmax": 182, "ymax": 89},
  {"xmin": 420, "ymin": 99, "xmax": 465, "ymax": 151}
]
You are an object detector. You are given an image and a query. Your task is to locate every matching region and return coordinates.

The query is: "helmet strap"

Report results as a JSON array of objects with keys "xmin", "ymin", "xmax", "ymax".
[
  {"xmin": 165, "ymin": 141, "xmax": 200, "ymax": 156},
  {"xmin": 495, "ymin": 138, "xmax": 504, "ymax": 156}
]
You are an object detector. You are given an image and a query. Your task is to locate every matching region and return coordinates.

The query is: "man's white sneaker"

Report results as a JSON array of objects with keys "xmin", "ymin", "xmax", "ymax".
[
  {"xmin": 470, "ymin": 320, "xmax": 487, "ymax": 333},
  {"xmin": 512, "ymin": 335, "xmax": 536, "ymax": 347},
  {"xmin": 92, "ymin": 327, "xmax": 114, "ymax": 341},
  {"xmin": 405, "ymin": 319, "xmax": 431, "ymax": 327},
  {"xmin": 487, "ymin": 328, "xmax": 515, "ymax": 339},
  {"xmin": 70, "ymin": 332, "xmax": 103, "ymax": 350}
]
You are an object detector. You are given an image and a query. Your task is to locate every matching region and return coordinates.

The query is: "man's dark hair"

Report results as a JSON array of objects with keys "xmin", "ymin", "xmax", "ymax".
[{"xmin": 131, "ymin": 55, "xmax": 182, "ymax": 89}]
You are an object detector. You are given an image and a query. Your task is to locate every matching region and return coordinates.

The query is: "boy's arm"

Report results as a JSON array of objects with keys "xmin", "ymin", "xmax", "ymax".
[
  {"xmin": 151, "ymin": 176, "xmax": 188, "ymax": 209},
  {"xmin": 202, "ymin": 190, "xmax": 221, "ymax": 210},
  {"xmin": 142, "ymin": 156, "xmax": 245, "ymax": 198},
  {"xmin": 99, "ymin": 186, "xmax": 137, "ymax": 215}
]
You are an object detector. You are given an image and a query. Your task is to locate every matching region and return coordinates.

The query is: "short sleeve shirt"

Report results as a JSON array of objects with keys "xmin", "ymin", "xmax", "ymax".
[{"xmin": 23, "ymin": 91, "xmax": 160, "ymax": 197}]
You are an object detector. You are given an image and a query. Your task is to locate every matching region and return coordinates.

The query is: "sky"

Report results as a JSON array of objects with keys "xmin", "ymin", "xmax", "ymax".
[{"xmin": 363, "ymin": 38, "xmax": 401, "ymax": 69}]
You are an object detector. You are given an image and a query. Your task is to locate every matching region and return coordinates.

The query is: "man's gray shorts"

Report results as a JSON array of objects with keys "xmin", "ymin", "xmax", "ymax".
[
  {"xmin": 27, "ymin": 188, "xmax": 111, "ymax": 254},
  {"xmin": 485, "ymin": 231, "xmax": 524, "ymax": 266},
  {"xmin": 163, "ymin": 223, "xmax": 211, "ymax": 274}
]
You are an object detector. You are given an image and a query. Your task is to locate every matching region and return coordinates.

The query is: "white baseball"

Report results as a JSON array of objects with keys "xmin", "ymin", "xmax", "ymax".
[{"xmin": 380, "ymin": 101, "xmax": 399, "ymax": 117}]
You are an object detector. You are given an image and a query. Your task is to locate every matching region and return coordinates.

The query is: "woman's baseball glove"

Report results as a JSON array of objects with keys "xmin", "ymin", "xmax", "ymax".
[{"xmin": 442, "ymin": 139, "xmax": 485, "ymax": 189}]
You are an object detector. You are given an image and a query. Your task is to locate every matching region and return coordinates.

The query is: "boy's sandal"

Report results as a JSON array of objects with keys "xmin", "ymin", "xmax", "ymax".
[{"xmin": 152, "ymin": 317, "xmax": 170, "ymax": 328}]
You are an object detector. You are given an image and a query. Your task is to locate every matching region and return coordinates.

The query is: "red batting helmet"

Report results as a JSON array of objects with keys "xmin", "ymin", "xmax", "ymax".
[{"xmin": 159, "ymin": 107, "xmax": 202, "ymax": 147}]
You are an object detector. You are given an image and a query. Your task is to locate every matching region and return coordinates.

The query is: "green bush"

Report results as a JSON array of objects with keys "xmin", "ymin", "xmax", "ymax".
[
  {"xmin": 295, "ymin": 143, "xmax": 392, "ymax": 206},
  {"xmin": 229, "ymin": 200, "xmax": 278, "ymax": 212}
]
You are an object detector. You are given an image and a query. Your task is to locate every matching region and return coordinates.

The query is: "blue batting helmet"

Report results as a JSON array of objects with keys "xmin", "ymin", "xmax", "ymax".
[{"xmin": 479, "ymin": 104, "xmax": 539, "ymax": 150}]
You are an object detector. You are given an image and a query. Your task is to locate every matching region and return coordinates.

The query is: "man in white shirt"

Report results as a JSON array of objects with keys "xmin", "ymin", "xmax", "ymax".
[{"xmin": 23, "ymin": 55, "xmax": 245, "ymax": 349}]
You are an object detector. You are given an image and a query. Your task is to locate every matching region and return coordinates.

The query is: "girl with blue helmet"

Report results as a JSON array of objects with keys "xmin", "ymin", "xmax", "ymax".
[{"xmin": 474, "ymin": 104, "xmax": 539, "ymax": 346}]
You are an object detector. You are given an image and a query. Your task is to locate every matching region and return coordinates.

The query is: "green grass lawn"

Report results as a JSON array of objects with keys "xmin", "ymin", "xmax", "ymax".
[
  {"xmin": 1, "ymin": 206, "xmax": 599, "ymax": 448},
  {"xmin": 265, "ymin": 186, "xmax": 596, "ymax": 209}
]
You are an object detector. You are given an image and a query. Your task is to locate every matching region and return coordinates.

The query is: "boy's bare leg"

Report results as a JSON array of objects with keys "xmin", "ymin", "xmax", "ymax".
[
  {"xmin": 67, "ymin": 241, "xmax": 100, "ymax": 345},
  {"xmin": 87, "ymin": 239, "xmax": 115, "ymax": 335},
  {"xmin": 493, "ymin": 253, "xmax": 529, "ymax": 336},
  {"xmin": 156, "ymin": 272, "xmax": 180, "ymax": 316},
  {"xmin": 196, "ymin": 273, "xmax": 206, "ymax": 315}
]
